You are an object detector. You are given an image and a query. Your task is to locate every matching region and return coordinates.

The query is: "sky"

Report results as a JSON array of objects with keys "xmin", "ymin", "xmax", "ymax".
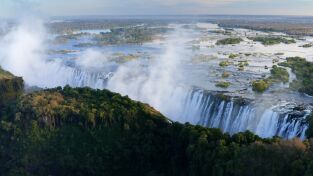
[{"xmin": 1, "ymin": 0, "xmax": 313, "ymax": 17}]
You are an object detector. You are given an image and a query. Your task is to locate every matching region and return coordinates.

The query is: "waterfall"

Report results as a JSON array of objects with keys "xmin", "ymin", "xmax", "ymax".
[
  {"xmin": 26, "ymin": 62, "xmax": 310, "ymax": 140},
  {"xmin": 38, "ymin": 64, "xmax": 310, "ymax": 140},
  {"xmin": 67, "ymin": 68, "xmax": 113, "ymax": 89},
  {"xmin": 180, "ymin": 89, "xmax": 310, "ymax": 139},
  {"xmin": 23, "ymin": 63, "xmax": 113, "ymax": 89},
  {"xmin": 1, "ymin": 17, "xmax": 310, "ymax": 140}
]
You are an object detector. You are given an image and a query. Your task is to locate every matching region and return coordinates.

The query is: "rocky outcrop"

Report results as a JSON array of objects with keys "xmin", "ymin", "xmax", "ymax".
[{"xmin": 0, "ymin": 68, "xmax": 24, "ymax": 107}]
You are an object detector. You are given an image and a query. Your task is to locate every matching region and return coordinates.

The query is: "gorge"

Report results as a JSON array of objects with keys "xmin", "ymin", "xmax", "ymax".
[{"xmin": 0, "ymin": 16, "xmax": 312, "ymax": 140}]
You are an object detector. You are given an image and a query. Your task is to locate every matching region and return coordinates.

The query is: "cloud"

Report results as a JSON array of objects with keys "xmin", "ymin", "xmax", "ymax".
[
  {"xmin": 0, "ymin": 0, "xmax": 42, "ymax": 18},
  {"xmin": 148, "ymin": 0, "xmax": 249, "ymax": 6},
  {"xmin": 1, "ymin": 0, "xmax": 313, "ymax": 16}
]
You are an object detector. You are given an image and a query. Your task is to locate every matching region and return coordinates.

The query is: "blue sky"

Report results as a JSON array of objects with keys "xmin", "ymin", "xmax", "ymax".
[{"xmin": 1, "ymin": 0, "xmax": 313, "ymax": 17}]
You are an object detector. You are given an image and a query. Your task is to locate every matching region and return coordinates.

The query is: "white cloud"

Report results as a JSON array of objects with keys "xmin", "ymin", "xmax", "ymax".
[{"xmin": 1, "ymin": 0, "xmax": 313, "ymax": 17}]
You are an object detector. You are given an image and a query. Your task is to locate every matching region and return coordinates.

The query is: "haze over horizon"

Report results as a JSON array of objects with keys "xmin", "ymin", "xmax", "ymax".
[{"xmin": 1, "ymin": 0, "xmax": 313, "ymax": 18}]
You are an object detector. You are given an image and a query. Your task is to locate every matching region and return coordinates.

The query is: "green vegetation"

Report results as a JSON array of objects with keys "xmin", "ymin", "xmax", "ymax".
[
  {"xmin": 275, "ymin": 52, "xmax": 285, "ymax": 56},
  {"xmin": 278, "ymin": 57, "xmax": 313, "ymax": 96},
  {"xmin": 252, "ymin": 65, "xmax": 289, "ymax": 93},
  {"xmin": 94, "ymin": 27, "xmax": 169, "ymax": 45},
  {"xmin": 0, "ymin": 67, "xmax": 24, "ymax": 108},
  {"xmin": 216, "ymin": 38, "xmax": 243, "ymax": 45},
  {"xmin": 0, "ymin": 85, "xmax": 311, "ymax": 174},
  {"xmin": 300, "ymin": 43, "xmax": 313, "ymax": 48},
  {"xmin": 1, "ymin": 86, "xmax": 313, "ymax": 175},
  {"xmin": 237, "ymin": 60, "xmax": 249, "ymax": 71},
  {"xmin": 249, "ymin": 36, "xmax": 296, "ymax": 45},
  {"xmin": 306, "ymin": 114, "xmax": 313, "ymax": 138},
  {"xmin": 215, "ymin": 81, "xmax": 231, "ymax": 88},
  {"xmin": 229, "ymin": 53, "xmax": 240, "ymax": 59},
  {"xmin": 269, "ymin": 65, "xmax": 289, "ymax": 83},
  {"xmin": 0, "ymin": 68, "xmax": 312, "ymax": 175},
  {"xmin": 252, "ymin": 80, "xmax": 270, "ymax": 93},
  {"xmin": 0, "ymin": 67, "xmax": 14, "ymax": 79},
  {"xmin": 59, "ymin": 26, "xmax": 170, "ymax": 47},
  {"xmin": 219, "ymin": 60, "xmax": 231, "ymax": 67}
]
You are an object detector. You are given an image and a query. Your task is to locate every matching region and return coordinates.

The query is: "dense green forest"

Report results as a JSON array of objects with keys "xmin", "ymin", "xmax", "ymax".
[{"xmin": 0, "ymin": 68, "xmax": 313, "ymax": 175}]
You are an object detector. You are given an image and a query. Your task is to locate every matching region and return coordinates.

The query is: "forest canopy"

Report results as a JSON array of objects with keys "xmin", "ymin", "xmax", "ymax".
[{"xmin": 0, "ymin": 84, "xmax": 311, "ymax": 175}]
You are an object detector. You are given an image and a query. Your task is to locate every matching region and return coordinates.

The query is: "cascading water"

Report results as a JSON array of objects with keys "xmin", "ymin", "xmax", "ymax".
[
  {"xmin": 29, "ymin": 62, "xmax": 310, "ymax": 139},
  {"xmin": 0, "ymin": 18, "xmax": 311, "ymax": 140},
  {"xmin": 64, "ymin": 68, "xmax": 113, "ymax": 89},
  {"xmin": 180, "ymin": 89, "xmax": 310, "ymax": 139}
]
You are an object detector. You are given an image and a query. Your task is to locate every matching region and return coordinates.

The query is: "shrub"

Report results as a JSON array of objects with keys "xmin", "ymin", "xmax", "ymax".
[
  {"xmin": 215, "ymin": 81, "xmax": 231, "ymax": 88},
  {"xmin": 269, "ymin": 65, "xmax": 289, "ymax": 83},
  {"xmin": 229, "ymin": 53, "xmax": 240, "ymax": 59},
  {"xmin": 278, "ymin": 57, "xmax": 313, "ymax": 95},
  {"xmin": 252, "ymin": 80, "xmax": 269, "ymax": 93},
  {"xmin": 219, "ymin": 61, "xmax": 231, "ymax": 67},
  {"xmin": 300, "ymin": 43, "xmax": 313, "ymax": 48},
  {"xmin": 216, "ymin": 38, "xmax": 243, "ymax": 45},
  {"xmin": 249, "ymin": 36, "xmax": 296, "ymax": 45}
]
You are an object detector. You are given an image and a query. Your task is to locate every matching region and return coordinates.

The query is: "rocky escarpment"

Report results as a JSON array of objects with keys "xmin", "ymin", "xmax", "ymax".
[{"xmin": 0, "ymin": 67, "xmax": 24, "ymax": 107}]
